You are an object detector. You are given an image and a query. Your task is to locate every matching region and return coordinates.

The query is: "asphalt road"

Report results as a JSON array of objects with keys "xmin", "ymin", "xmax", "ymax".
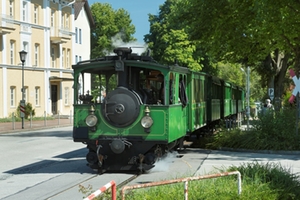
[{"xmin": 1, "ymin": 126, "xmax": 300, "ymax": 199}]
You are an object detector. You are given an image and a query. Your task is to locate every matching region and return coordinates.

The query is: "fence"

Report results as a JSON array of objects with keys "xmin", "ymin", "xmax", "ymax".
[
  {"xmin": 84, "ymin": 181, "xmax": 116, "ymax": 200},
  {"xmin": 121, "ymin": 171, "xmax": 242, "ymax": 200},
  {"xmin": 0, "ymin": 110, "xmax": 73, "ymax": 133}
]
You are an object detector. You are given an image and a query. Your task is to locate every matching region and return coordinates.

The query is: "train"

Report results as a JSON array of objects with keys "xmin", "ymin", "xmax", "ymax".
[{"xmin": 72, "ymin": 47, "xmax": 245, "ymax": 172}]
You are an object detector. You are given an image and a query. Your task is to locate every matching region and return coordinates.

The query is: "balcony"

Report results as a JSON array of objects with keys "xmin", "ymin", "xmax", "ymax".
[
  {"xmin": 50, "ymin": 26, "xmax": 72, "ymax": 44},
  {"xmin": 0, "ymin": 14, "xmax": 15, "ymax": 35}
]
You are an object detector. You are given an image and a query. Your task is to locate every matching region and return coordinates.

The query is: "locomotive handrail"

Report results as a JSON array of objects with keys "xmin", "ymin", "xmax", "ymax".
[
  {"xmin": 121, "ymin": 171, "xmax": 242, "ymax": 200},
  {"xmin": 83, "ymin": 180, "xmax": 116, "ymax": 200}
]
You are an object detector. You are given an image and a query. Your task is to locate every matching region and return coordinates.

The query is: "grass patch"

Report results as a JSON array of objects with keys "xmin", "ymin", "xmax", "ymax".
[{"xmin": 87, "ymin": 162, "xmax": 300, "ymax": 200}]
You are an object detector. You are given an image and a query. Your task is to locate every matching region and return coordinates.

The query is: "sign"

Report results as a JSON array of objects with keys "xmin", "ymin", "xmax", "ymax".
[
  {"xmin": 20, "ymin": 100, "xmax": 25, "ymax": 118},
  {"xmin": 268, "ymin": 88, "xmax": 274, "ymax": 100},
  {"xmin": 289, "ymin": 69, "xmax": 300, "ymax": 103}
]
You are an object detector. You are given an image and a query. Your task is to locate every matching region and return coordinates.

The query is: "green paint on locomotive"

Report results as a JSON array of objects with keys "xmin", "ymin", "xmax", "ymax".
[
  {"xmin": 73, "ymin": 103, "xmax": 187, "ymax": 143},
  {"xmin": 72, "ymin": 56, "xmax": 189, "ymax": 145}
]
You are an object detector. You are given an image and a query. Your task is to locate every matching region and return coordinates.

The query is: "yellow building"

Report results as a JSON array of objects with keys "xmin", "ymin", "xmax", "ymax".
[{"xmin": 0, "ymin": 0, "xmax": 94, "ymax": 118}]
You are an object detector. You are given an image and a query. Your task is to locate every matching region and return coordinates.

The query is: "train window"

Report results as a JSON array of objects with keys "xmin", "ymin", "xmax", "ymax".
[
  {"xmin": 76, "ymin": 73, "xmax": 83, "ymax": 104},
  {"xmin": 169, "ymin": 73, "xmax": 174, "ymax": 104},
  {"xmin": 78, "ymin": 71, "xmax": 117, "ymax": 104},
  {"xmin": 179, "ymin": 74, "xmax": 188, "ymax": 107},
  {"xmin": 127, "ymin": 68, "xmax": 172, "ymax": 105},
  {"xmin": 98, "ymin": 73, "xmax": 117, "ymax": 103},
  {"xmin": 141, "ymin": 70, "xmax": 165, "ymax": 104},
  {"xmin": 194, "ymin": 78, "xmax": 201, "ymax": 102}
]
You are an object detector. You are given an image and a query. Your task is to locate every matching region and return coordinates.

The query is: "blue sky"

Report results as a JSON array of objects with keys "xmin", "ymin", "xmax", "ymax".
[{"xmin": 88, "ymin": 0, "xmax": 165, "ymax": 44}]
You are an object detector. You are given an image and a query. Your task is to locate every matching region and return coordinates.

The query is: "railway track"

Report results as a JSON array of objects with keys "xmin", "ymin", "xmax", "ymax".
[{"xmin": 45, "ymin": 171, "xmax": 141, "ymax": 200}]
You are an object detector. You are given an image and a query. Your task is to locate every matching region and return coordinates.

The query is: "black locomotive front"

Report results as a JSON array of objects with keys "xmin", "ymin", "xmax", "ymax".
[{"xmin": 73, "ymin": 47, "xmax": 166, "ymax": 172}]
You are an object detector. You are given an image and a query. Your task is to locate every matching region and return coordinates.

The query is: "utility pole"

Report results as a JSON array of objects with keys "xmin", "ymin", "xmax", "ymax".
[{"xmin": 19, "ymin": 50, "xmax": 27, "ymax": 129}]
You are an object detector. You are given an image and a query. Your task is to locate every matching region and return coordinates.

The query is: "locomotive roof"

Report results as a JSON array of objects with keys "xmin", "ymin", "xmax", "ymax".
[
  {"xmin": 72, "ymin": 47, "xmax": 190, "ymax": 74},
  {"xmin": 73, "ymin": 47, "xmax": 156, "ymax": 66}
]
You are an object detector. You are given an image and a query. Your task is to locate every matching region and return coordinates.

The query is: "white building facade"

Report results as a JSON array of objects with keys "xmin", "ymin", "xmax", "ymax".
[{"xmin": 0, "ymin": 0, "xmax": 94, "ymax": 118}]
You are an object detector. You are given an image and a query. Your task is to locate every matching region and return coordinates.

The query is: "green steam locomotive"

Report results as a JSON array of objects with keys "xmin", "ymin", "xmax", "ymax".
[{"xmin": 72, "ymin": 47, "xmax": 244, "ymax": 172}]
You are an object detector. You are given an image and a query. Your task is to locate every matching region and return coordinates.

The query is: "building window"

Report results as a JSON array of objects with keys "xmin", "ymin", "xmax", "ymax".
[
  {"xmin": 34, "ymin": 5, "xmax": 39, "ymax": 24},
  {"xmin": 62, "ymin": 48, "xmax": 65, "ymax": 68},
  {"xmin": 66, "ymin": 14, "xmax": 69, "ymax": 29},
  {"xmin": 10, "ymin": 86, "xmax": 16, "ymax": 107},
  {"xmin": 64, "ymin": 87, "xmax": 69, "ymax": 105},
  {"xmin": 67, "ymin": 49, "xmax": 70, "ymax": 68},
  {"xmin": 51, "ymin": 9, "xmax": 55, "ymax": 27},
  {"xmin": 10, "ymin": 40, "xmax": 15, "ymax": 65},
  {"xmin": 61, "ymin": 12, "xmax": 64, "ymax": 28},
  {"xmin": 51, "ymin": 47, "xmax": 55, "ymax": 68},
  {"xmin": 75, "ymin": 55, "xmax": 78, "ymax": 63},
  {"xmin": 23, "ymin": 42, "xmax": 28, "ymax": 65},
  {"xmin": 79, "ymin": 28, "xmax": 82, "ymax": 44},
  {"xmin": 9, "ymin": 0, "xmax": 14, "ymax": 17},
  {"xmin": 34, "ymin": 44, "xmax": 39, "ymax": 66},
  {"xmin": 22, "ymin": 2, "xmax": 27, "ymax": 21},
  {"xmin": 75, "ymin": 27, "xmax": 78, "ymax": 43},
  {"xmin": 35, "ymin": 87, "xmax": 40, "ymax": 106}
]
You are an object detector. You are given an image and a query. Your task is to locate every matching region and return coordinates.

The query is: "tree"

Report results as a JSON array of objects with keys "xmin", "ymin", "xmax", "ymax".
[
  {"xmin": 216, "ymin": 63, "xmax": 264, "ymax": 102},
  {"xmin": 90, "ymin": 3, "xmax": 136, "ymax": 58},
  {"xmin": 144, "ymin": 0, "xmax": 202, "ymax": 70},
  {"xmin": 177, "ymin": 0, "xmax": 300, "ymax": 100},
  {"xmin": 89, "ymin": 3, "xmax": 136, "ymax": 97}
]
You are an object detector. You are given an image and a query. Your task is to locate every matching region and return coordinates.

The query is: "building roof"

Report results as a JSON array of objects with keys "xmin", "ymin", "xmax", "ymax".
[{"xmin": 74, "ymin": 0, "xmax": 95, "ymax": 28}]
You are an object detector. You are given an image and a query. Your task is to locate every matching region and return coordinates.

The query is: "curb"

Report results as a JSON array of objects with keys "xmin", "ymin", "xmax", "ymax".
[
  {"xmin": 218, "ymin": 147, "xmax": 300, "ymax": 155},
  {"xmin": 0, "ymin": 124, "xmax": 72, "ymax": 135}
]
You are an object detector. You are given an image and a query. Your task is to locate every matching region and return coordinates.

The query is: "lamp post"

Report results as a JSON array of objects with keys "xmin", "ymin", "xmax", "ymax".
[
  {"xmin": 19, "ymin": 50, "xmax": 27, "ymax": 129},
  {"xmin": 241, "ymin": 66, "xmax": 250, "ymax": 130}
]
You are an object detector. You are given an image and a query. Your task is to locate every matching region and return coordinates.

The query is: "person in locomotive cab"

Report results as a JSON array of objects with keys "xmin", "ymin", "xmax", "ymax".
[{"xmin": 100, "ymin": 90, "xmax": 106, "ymax": 103}]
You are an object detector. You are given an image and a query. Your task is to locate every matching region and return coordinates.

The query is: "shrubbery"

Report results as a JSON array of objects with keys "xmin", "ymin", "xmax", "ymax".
[
  {"xmin": 16, "ymin": 102, "xmax": 36, "ymax": 119},
  {"xmin": 202, "ymin": 107, "xmax": 300, "ymax": 151}
]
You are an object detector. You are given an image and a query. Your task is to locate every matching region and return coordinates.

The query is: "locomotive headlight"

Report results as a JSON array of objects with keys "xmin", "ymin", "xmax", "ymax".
[
  {"xmin": 86, "ymin": 104, "xmax": 98, "ymax": 128},
  {"xmin": 141, "ymin": 115, "xmax": 153, "ymax": 128},
  {"xmin": 86, "ymin": 115, "xmax": 98, "ymax": 127},
  {"xmin": 141, "ymin": 106, "xmax": 153, "ymax": 129}
]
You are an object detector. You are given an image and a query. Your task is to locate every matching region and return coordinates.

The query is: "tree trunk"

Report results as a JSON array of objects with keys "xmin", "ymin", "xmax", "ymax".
[{"xmin": 261, "ymin": 50, "xmax": 290, "ymax": 110}]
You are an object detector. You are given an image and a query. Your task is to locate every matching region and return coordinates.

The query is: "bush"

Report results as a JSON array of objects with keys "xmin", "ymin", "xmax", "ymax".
[
  {"xmin": 16, "ymin": 102, "xmax": 35, "ymax": 119},
  {"xmin": 204, "ymin": 107, "xmax": 300, "ymax": 151}
]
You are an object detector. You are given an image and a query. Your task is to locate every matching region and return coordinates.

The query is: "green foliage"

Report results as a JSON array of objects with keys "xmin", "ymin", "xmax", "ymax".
[
  {"xmin": 90, "ymin": 3, "xmax": 136, "ymax": 58},
  {"xmin": 124, "ymin": 162, "xmax": 300, "ymax": 200},
  {"xmin": 205, "ymin": 108, "xmax": 300, "ymax": 151},
  {"xmin": 175, "ymin": 0, "xmax": 299, "ymax": 99},
  {"xmin": 228, "ymin": 162, "xmax": 300, "ymax": 199},
  {"xmin": 16, "ymin": 102, "xmax": 35, "ymax": 119},
  {"xmin": 215, "ymin": 62, "xmax": 265, "ymax": 101},
  {"xmin": 145, "ymin": 0, "xmax": 203, "ymax": 71}
]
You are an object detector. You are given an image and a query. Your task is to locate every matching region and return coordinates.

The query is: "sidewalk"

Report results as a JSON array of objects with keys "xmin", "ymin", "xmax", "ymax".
[
  {"xmin": 196, "ymin": 150, "xmax": 300, "ymax": 177},
  {"xmin": 0, "ymin": 118, "xmax": 73, "ymax": 134}
]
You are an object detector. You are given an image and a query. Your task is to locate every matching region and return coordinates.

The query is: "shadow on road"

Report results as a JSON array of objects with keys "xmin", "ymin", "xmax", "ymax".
[{"xmin": 4, "ymin": 148, "xmax": 95, "ymax": 174}]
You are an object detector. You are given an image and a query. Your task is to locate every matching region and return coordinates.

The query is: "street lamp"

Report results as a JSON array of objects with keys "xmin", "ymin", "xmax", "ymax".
[
  {"xmin": 19, "ymin": 50, "xmax": 27, "ymax": 129},
  {"xmin": 241, "ymin": 66, "xmax": 250, "ymax": 130}
]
